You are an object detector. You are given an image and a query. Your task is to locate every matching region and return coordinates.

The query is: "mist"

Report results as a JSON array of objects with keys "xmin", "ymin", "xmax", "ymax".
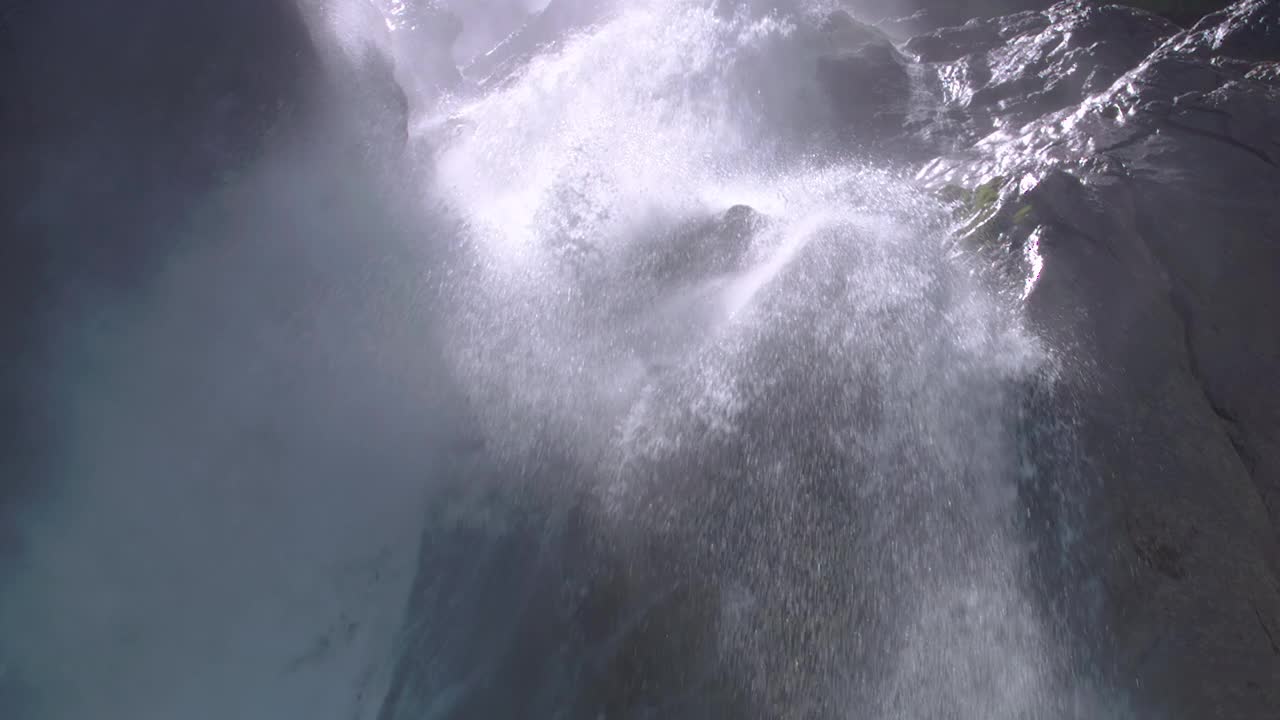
[
  {"xmin": 1, "ymin": 2, "xmax": 464, "ymax": 717},
  {"xmin": 4, "ymin": 0, "xmax": 1276, "ymax": 718}
]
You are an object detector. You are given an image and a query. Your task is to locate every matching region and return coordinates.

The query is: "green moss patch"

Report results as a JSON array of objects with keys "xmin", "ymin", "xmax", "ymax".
[{"xmin": 935, "ymin": 175, "xmax": 1044, "ymax": 252}]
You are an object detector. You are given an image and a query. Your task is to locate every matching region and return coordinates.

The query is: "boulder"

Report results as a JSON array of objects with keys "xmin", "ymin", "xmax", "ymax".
[{"xmin": 802, "ymin": 12, "xmax": 917, "ymax": 152}]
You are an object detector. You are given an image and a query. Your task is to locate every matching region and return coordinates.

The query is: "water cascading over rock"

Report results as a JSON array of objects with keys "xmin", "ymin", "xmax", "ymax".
[
  {"xmin": 3, "ymin": 0, "xmax": 1277, "ymax": 718},
  {"xmin": 376, "ymin": 2, "xmax": 1104, "ymax": 718}
]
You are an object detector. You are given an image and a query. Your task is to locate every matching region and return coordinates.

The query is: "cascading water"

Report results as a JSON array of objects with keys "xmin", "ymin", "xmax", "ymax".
[
  {"xmin": 0, "ymin": 1, "xmax": 1113, "ymax": 719},
  {"xmin": 379, "ymin": 1, "xmax": 1099, "ymax": 718}
]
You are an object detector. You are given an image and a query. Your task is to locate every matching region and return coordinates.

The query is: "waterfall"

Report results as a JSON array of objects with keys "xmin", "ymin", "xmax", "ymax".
[
  {"xmin": 379, "ymin": 1, "xmax": 1091, "ymax": 718},
  {"xmin": 0, "ymin": 1, "xmax": 1107, "ymax": 719}
]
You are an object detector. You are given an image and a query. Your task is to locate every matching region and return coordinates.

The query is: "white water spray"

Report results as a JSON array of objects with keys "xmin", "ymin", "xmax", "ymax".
[
  {"xmin": 0, "ymin": 1, "xmax": 1099, "ymax": 718},
  {"xmin": 387, "ymin": 1, "xmax": 1079, "ymax": 717}
]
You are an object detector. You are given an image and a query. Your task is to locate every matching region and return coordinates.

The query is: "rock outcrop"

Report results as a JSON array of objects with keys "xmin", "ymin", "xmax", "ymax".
[
  {"xmin": 904, "ymin": 2, "xmax": 1181, "ymax": 149},
  {"xmin": 914, "ymin": 1, "xmax": 1280, "ymax": 714}
]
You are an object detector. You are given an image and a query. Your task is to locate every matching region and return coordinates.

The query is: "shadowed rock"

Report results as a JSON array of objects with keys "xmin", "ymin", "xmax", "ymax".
[
  {"xmin": 905, "ymin": 1, "xmax": 1180, "ymax": 149},
  {"xmin": 0, "ymin": 0, "xmax": 328, "ymax": 565}
]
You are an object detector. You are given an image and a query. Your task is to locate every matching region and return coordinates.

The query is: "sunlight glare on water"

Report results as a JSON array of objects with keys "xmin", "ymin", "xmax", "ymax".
[{"xmin": 399, "ymin": 2, "xmax": 1082, "ymax": 717}]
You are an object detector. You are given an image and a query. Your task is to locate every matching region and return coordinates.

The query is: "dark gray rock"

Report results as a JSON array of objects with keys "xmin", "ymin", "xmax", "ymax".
[
  {"xmin": 906, "ymin": 1, "xmax": 1180, "ymax": 150},
  {"xmin": 2, "ymin": 2, "xmax": 435, "ymax": 718},
  {"xmin": 373, "ymin": 463, "xmax": 755, "ymax": 720},
  {"xmin": 864, "ymin": 0, "xmax": 1236, "ymax": 26},
  {"xmin": 921, "ymin": 2, "xmax": 1280, "ymax": 715},
  {"xmin": 847, "ymin": 0, "xmax": 1050, "ymax": 24},
  {"xmin": 1178, "ymin": 0, "xmax": 1280, "ymax": 60},
  {"xmin": 634, "ymin": 205, "xmax": 765, "ymax": 286},
  {"xmin": 792, "ymin": 11, "xmax": 919, "ymax": 154},
  {"xmin": 818, "ymin": 42, "xmax": 912, "ymax": 139}
]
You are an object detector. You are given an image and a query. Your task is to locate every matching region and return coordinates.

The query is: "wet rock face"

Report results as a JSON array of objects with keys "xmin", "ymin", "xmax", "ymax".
[
  {"xmin": 905, "ymin": 2, "xmax": 1181, "ymax": 148},
  {"xmin": 1180, "ymin": 0, "xmax": 1280, "ymax": 56},
  {"xmin": 3, "ymin": 0, "xmax": 322, "ymax": 188},
  {"xmin": 818, "ymin": 40, "xmax": 912, "ymax": 139},
  {"xmin": 0, "ymin": 0, "xmax": 411, "ymax": 293},
  {"xmin": 917, "ymin": 0, "xmax": 1280, "ymax": 715},
  {"xmin": 632, "ymin": 205, "xmax": 764, "ymax": 287}
]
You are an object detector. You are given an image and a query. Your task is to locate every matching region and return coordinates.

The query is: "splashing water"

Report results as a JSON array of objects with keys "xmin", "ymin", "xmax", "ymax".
[
  {"xmin": 386, "ymin": 1, "xmax": 1089, "ymax": 718},
  {"xmin": 0, "ymin": 1, "xmax": 1103, "ymax": 719}
]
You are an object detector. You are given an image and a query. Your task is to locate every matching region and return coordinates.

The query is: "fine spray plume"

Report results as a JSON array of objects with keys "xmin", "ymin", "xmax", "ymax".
[
  {"xmin": 22, "ymin": 0, "xmax": 1263, "ymax": 717},
  {"xmin": 376, "ymin": 1, "xmax": 1111, "ymax": 718}
]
